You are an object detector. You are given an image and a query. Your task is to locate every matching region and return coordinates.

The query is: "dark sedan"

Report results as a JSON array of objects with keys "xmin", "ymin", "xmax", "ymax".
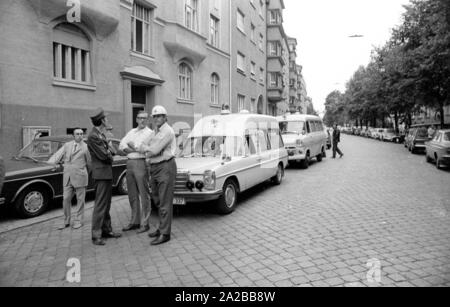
[
  {"xmin": 426, "ymin": 130, "xmax": 450, "ymax": 169},
  {"xmin": 0, "ymin": 136, "xmax": 128, "ymax": 218}
]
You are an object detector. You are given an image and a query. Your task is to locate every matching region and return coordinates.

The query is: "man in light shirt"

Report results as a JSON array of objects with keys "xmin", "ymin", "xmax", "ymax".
[
  {"xmin": 119, "ymin": 111, "xmax": 153, "ymax": 234},
  {"xmin": 130, "ymin": 105, "xmax": 176, "ymax": 246}
]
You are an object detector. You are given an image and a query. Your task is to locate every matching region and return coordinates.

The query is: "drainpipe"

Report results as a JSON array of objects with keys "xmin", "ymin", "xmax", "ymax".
[{"xmin": 229, "ymin": 0, "xmax": 233, "ymax": 112}]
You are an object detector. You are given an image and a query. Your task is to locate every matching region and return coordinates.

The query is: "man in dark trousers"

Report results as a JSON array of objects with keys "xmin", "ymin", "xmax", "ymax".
[
  {"xmin": 0, "ymin": 155, "xmax": 4, "ymax": 194},
  {"xmin": 131, "ymin": 105, "xmax": 176, "ymax": 246},
  {"xmin": 332, "ymin": 124, "xmax": 344, "ymax": 159},
  {"xmin": 87, "ymin": 108, "xmax": 122, "ymax": 246}
]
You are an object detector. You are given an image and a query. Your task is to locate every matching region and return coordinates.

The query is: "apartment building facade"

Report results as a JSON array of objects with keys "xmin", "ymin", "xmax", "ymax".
[
  {"xmin": 231, "ymin": 0, "xmax": 267, "ymax": 115},
  {"xmin": 266, "ymin": 0, "xmax": 289, "ymax": 116},
  {"xmin": 0, "ymin": 0, "xmax": 234, "ymax": 157},
  {"xmin": 287, "ymin": 37, "xmax": 300, "ymax": 113},
  {"xmin": 0, "ymin": 0, "xmax": 301, "ymax": 157}
]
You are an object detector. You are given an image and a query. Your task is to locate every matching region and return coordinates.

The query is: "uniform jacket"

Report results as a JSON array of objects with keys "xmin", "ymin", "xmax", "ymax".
[
  {"xmin": 87, "ymin": 127, "xmax": 114, "ymax": 180},
  {"xmin": 51, "ymin": 141, "xmax": 91, "ymax": 188},
  {"xmin": 332, "ymin": 129, "xmax": 341, "ymax": 143}
]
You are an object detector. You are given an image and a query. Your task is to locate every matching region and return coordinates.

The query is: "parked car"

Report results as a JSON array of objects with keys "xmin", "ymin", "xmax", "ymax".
[
  {"xmin": 407, "ymin": 127, "xmax": 431, "ymax": 154},
  {"xmin": 360, "ymin": 128, "xmax": 370, "ymax": 138},
  {"xmin": 425, "ymin": 130, "xmax": 450, "ymax": 169},
  {"xmin": 404, "ymin": 128, "xmax": 416, "ymax": 149},
  {"xmin": 380, "ymin": 128, "xmax": 401, "ymax": 143},
  {"xmin": 278, "ymin": 114, "xmax": 328, "ymax": 169},
  {"xmin": 175, "ymin": 112, "xmax": 288, "ymax": 214},
  {"xmin": 0, "ymin": 136, "xmax": 128, "ymax": 218}
]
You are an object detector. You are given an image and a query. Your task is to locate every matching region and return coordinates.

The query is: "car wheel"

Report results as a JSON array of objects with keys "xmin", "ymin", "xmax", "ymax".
[
  {"xmin": 317, "ymin": 148, "xmax": 325, "ymax": 162},
  {"xmin": 411, "ymin": 146, "xmax": 416, "ymax": 154},
  {"xmin": 426, "ymin": 153, "xmax": 432, "ymax": 163},
  {"xmin": 216, "ymin": 179, "xmax": 238, "ymax": 215},
  {"xmin": 15, "ymin": 186, "xmax": 50, "ymax": 218},
  {"xmin": 117, "ymin": 174, "xmax": 128, "ymax": 195},
  {"xmin": 271, "ymin": 164, "xmax": 284, "ymax": 185},
  {"xmin": 300, "ymin": 153, "xmax": 310, "ymax": 169}
]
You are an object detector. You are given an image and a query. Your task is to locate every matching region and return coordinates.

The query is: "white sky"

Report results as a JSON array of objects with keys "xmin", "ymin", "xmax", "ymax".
[{"xmin": 283, "ymin": 0, "xmax": 411, "ymax": 114}]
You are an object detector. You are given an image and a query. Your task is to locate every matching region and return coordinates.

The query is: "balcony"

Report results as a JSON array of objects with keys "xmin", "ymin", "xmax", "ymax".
[
  {"xmin": 27, "ymin": 0, "xmax": 119, "ymax": 38},
  {"xmin": 163, "ymin": 22, "xmax": 207, "ymax": 69},
  {"xmin": 268, "ymin": 87, "xmax": 284, "ymax": 103}
]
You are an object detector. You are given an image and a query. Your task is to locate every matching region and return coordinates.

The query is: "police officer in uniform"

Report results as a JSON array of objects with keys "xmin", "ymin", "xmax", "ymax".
[
  {"xmin": 131, "ymin": 106, "xmax": 176, "ymax": 246},
  {"xmin": 87, "ymin": 108, "xmax": 122, "ymax": 246}
]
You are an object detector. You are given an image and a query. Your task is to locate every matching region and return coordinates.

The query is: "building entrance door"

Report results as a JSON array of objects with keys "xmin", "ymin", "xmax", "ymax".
[{"xmin": 131, "ymin": 84, "xmax": 154, "ymax": 128}]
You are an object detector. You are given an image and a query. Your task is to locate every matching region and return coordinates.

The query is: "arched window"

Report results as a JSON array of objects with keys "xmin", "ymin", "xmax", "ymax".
[
  {"xmin": 178, "ymin": 63, "xmax": 193, "ymax": 100},
  {"xmin": 210, "ymin": 73, "xmax": 220, "ymax": 105},
  {"xmin": 53, "ymin": 23, "xmax": 92, "ymax": 84}
]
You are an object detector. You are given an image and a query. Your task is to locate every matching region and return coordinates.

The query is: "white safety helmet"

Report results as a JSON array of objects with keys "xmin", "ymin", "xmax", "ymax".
[{"xmin": 152, "ymin": 105, "xmax": 168, "ymax": 117}]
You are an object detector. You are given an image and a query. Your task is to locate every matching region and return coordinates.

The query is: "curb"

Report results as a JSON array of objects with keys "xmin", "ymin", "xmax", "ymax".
[{"xmin": 0, "ymin": 196, "xmax": 128, "ymax": 235}]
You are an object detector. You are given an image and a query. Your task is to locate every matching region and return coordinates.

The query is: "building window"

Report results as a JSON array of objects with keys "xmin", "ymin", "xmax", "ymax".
[
  {"xmin": 211, "ymin": 73, "xmax": 220, "ymax": 105},
  {"xmin": 53, "ymin": 23, "xmax": 92, "ymax": 84},
  {"xmin": 259, "ymin": 0, "xmax": 264, "ymax": 17},
  {"xmin": 237, "ymin": 52, "xmax": 246, "ymax": 73},
  {"xmin": 250, "ymin": 98, "xmax": 256, "ymax": 113},
  {"xmin": 238, "ymin": 94, "xmax": 245, "ymax": 112},
  {"xmin": 178, "ymin": 63, "xmax": 193, "ymax": 100},
  {"xmin": 185, "ymin": 0, "xmax": 199, "ymax": 32},
  {"xmin": 131, "ymin": 3, "xmax": 152, "ymax": 55},
  {"xmin": 250, "ymin": 61, "xmax": 256, "ymax": 79},
  {"xmin": 250, "ymin": 23, "xmax": 256, "ymax": 42},
  {"xmin": 268, "ymin": 41, "xmax": 282, "ymax": 56},
  {"xmin": 260, "ymin": 68, "xmax": 264, "ymax": 83},
  {"xmin": 259, "ymin": 33, "xmax": 264, "ymax": 50},
  {"xmin": 209, "ymin": 15, "xmax": 220, "ymax": 47},
  {"xmin": 269, "ymin": 10, "xmax": 281, "ymax": 24},
  {"xmin": 237, "ymin": 10, "xmax": 245, "ymax": 33},
  {"xmin": 269, "ymin": 72, "xmax": 282, "ymax": 88}
]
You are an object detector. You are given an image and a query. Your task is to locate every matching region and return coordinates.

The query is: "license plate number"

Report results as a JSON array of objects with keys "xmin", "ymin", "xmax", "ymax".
[{"xmin": 173, "ymin": 197, "xmax": 186, "ymax": 205}]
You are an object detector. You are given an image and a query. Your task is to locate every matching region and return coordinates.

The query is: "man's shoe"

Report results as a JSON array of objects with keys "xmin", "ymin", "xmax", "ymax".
[
  {"xmin": 73, "ymin": 222, "xmax": 83, "ymax": 230},
  {"xmin": 122, "ymin": 224, "xmax": 140, "ymax": 232},
  {"xmin": 102, "ymin": 232, "xmax": 122, "ymax": 239},
  {"xmin": 137, "ymin": 226, "xmax": 150, "ymax": 234},
  {"xmin": 92, "ymin": 238, "xmax": 106, "ymax": 246},
  {"xmin": 58, "ymin": 223, "xmax": 70, "ymax": 230},
  {"xmin": 340, "ymin": 154, "xmax": 344, "ymax": 158},
  {"xmin": 148, "ymin": 230, "xmax": 160, "ymax": 238},
  {"xmin": 151, "ymin": 235, "xmax": 170, "ymax": 246}
]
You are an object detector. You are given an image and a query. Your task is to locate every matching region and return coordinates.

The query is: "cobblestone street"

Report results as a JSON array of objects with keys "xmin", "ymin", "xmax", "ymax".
[{"xmin": 0, "ymin": 135, "xmax": 449, "ymax": 287}]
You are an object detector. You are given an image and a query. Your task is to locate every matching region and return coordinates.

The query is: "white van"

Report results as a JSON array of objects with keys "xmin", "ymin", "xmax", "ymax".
[
  {"xmin": 277, "ymin": 114, "xmax": 328, "ymax": 168},
  {"xmin": 175, "ymin": 112, "xmax": 288, "ymax": 214}
]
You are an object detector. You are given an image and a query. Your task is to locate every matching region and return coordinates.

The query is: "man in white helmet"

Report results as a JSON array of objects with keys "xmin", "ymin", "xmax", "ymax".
[{"xmin": 129, "ymin": 105, "xmax": 177, "ymax": 245}]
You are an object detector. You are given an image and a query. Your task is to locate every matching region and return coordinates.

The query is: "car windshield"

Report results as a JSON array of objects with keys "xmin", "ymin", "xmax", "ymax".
[
  {"xmin": 178, "ymin": 136, "xmax": 246, "ymax": 158},
  {"xmin": 279, "ymin": 121, "xmax": 305, "ymax": 134},
  {"xmin": 444, "ymin": 132, "xmax": 450, "ymax": 142},
  {"xmin": 417, "ymin": 128, "xmax": 428, "ymax": 137},
  {"xmin": 16, "ymin": 140, "xmax": 64, "ymax": 162}
]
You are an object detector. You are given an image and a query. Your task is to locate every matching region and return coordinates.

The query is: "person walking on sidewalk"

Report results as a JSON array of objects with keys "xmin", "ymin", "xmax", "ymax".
[
  {"xmin": 130, "ymin": 105, "xmax": 177, "ymax": 246},
  {"xmin": 50, "ymin": 128, "xmax": 91, "ymax": 230},
  {"xmin": 87, "ymin": 108, "xmax": 122, "ymax": 246},
  {"xmin": 119, "ymin": 111, "xmax": 153, "ymax": 234},
  {"xmin": 332, "ymin": 124, "xmax": 344, "ymax": 159}
]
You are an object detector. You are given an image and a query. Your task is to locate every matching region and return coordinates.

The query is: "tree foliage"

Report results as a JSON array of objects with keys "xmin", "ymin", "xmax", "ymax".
[{"xmin": 324, "ymin": 0, "xmax": 450, "ymax": 128}]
